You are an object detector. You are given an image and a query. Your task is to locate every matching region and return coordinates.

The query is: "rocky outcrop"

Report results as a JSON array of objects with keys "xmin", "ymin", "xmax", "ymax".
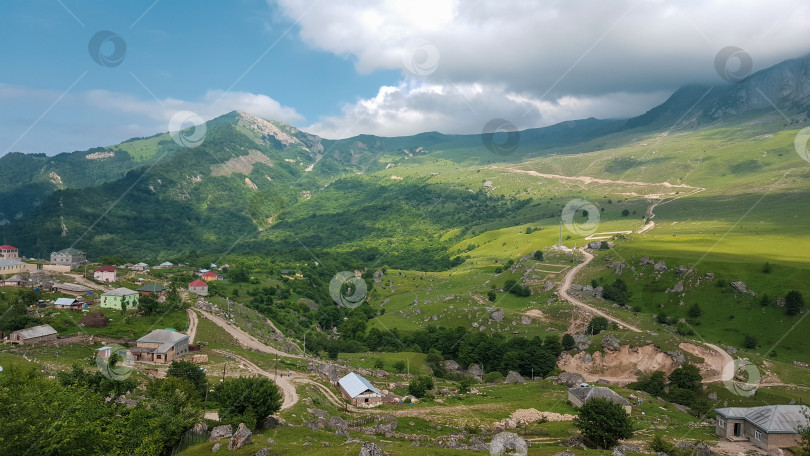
[
  {"xmin": 504, "ymin": 371, "xmax": 525, "ymax": 383},
  {"xmin": 667, "ymin": 281, "xmax": 684, "ymax": 293},
  {"xmin": 359, "ymin": 442, "xmax": 385, "ymax": 456},
  {"xmin": 209, "ymin": 425, "xmax": 232, "ymax": 441},
  {"xmin": 601, "ymin": 334, "xmax": 621, "ymax": 351},
  {"xmin": 731, "ymin": 281, "xmax": 757, "ymax": 296},
  {"xmin": 489, "ymin": 432, "xmax": 528, "ymax": 455},
  {"xmin": 468, "ymin": 364, "xmax": 484, "ymax": 379},
  {"xmin": 490, "ymin": 310, "xmax": 505, "ymax": 322},
  {"xmin": 654, "ymin": 260, "xmax": 668, "ymax": 272},
  {"xmin": 228, "ymin": 423, "xmax": 252, "ymax": 450},
  {"xmin": 443, "ymin": 359, "xmax": 460, "ymax": 372},
  {"xmin": 557, "ymin": 372, "xmax": 586, "ymax": 387},
  {"xmin": 639, "ymin": 256, "xmax": 654, "ymax": 266}
]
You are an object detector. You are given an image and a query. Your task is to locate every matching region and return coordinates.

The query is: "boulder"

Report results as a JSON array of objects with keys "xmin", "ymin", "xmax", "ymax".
[
  {"xmin": 667, "ymin": 281, "xmax": 684, "ymax": 293},
  {"xmin": 256, "ymin": 448, "xmax": 271, "ymax": 456},
  {"xmin": 443, "ymin": 359, "xmax": 460, "ymax": 372},
  {"xmin": 708, "ymin": 392, "xmax": 718, "ymax": 401},
  {"xmin": 613, "ymin": 444, "xmax": 641, "ymax": 456},
  {"xmin": 555, "ymin": 451, "xmax": 577, "ymax": 456},
  {"xmin": 211, "ymin": 443, "xmax": 221, "ymax": 452},
  {"xmin": 520, "ymin": 316, "xmax": 532, "ymax": 325},
  {"xmin": 359, "ymin": 442, "xmax": 385, "ymax": 456},
  {"xmin": 668, "ymin": 351, "xmax": 686, "ymax": 364},
  {"xmin": 653, "ymin": 260, "xmax": 668, "ymax": 272},
  {"xmin": 504, "ymin": 371, "xmax": 525, "ymax": 384},
  {"xmin": 638, "ymin": 256, "xmax": 654, "ymax": 266},
  {"xmin": 675, "ymin": 265, "xmax": 689, "ymax": 275},
  {"xmin": 704, "ymin": 272, "xmax": 715, "ymax": 279},
  {"xmin": 209, "ymin": 424, "xmax": 232, "ymax": 441},
  {"xmin": 557, "ymin": 372, "xmax": 586, "ymax": 387},
  {"xmin": 228, "ymin": 423, "xmax": 252, "ymax": 450},
  {"xmin": 544, "ymin": 281, "xmax": 557, "ymax": 291},
  {"xmin": 731, "ymin": 281, "xmax": 757, "ymax": 296},
  {"xmin": 490, "ymin": 432, "xmax": 528, "ymax": 455},
  {"xmin": 583, "ymin": 353, "xmax": 593, "ymax": 363},
  {"xmin": 468, "ymin": 363, "xmax": 484, "ymax": 379},
  {"xmin": 601, "ymin": 334, "xmax": 621, "ymax": 351},
  {"xmin": 266, "ymin": 437, "xmax": 275, "ymax": 444},
  {"xmin": 262, "ymin": 416, "xmax": 280, "ymax": 429},
  {"xmin": 490, "ymin": 310, "xmax": 505, "ymax": 322}
]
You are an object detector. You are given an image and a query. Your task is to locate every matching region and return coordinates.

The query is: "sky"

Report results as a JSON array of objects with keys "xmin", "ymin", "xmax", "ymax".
[{"xmin": 1, "ymin": 0, "xmax": 810, "ymax": 155}]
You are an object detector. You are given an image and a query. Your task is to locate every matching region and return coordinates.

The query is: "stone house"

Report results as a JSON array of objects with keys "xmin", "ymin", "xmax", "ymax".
[
  {"xmin": 131, "ymin": 329, "xmax": 189, "ymax": 364},
  {"xmin": 50, "ymin": 248, "xmax": 86, "ymax": 270},
  {"xmin": 8, "ymin": 324, "xmax": 58, "ymax": 345},
  {"xmin": 188, "ymin": 279, "xmax": 208, "ymax": 296},
  {"xmin": 338, "ymin": 372, "xmax": 382, "ymax": 408},
  {"xmin": 715, "ymin": 405, "xmax": 810, "ymax": 450},
  {"xmin": 93, "ymin": 266, "xmax": 117, "ymax": 282}
]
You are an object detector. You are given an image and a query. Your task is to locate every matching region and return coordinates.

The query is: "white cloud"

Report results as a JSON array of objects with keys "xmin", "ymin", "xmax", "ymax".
[{"xmin": 278, "ymin": 0, "xmax": 810, "ymax": 137}]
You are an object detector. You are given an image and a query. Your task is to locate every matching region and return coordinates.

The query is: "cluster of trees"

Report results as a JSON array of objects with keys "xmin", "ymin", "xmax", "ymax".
[
  {"xmin": 601, "ymin": 278, "xmax": 630, "ymax": 306},
  {"xmin": 503, "ymin": 278, "xmax": 532, "ymax": 297},
  {"xmin": 574, "ymin": 398, "xmax": 634, "ymax": 449},
  {"xmin": 628, "ymin": 364, "xmax": 709, "ymax": 415}
]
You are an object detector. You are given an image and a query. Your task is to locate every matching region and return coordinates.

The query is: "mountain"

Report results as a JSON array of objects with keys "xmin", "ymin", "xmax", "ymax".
[{"xmin": 3, "ymin": 54, "xmax": 810, "ymax": 263}]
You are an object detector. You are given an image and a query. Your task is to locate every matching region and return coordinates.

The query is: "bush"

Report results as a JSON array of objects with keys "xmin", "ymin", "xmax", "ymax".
[
  {"xmin": 687, "ymin": 303, "xmax": 702, "ymax": 318},
  {"xmin": 487, "ymin": 290, "xmax": 496, "ymax": 302},
  {"xmin": 483, "ymin": 372, "xmax": 504, "ymax": 383},
  {"xmin": 167, "ymin": 360, "xmax": 207, "ymax": 397},
  {"xmin": 763, "ymin": 262, "xmax": 772, "ymax": 273},
  {"xmin": 574, "ymin": 398, "xmax": 634, "ymax": 449},
  {"xmin": 561, "ymin": 333, "xmax": 576, "ymax": 350},
  {"xmin": 621, "ymin": 209, "xmax": 630, "ymax": 217},
  {"xmin": 373, "ymin": 358, "xmax": 385, "ymax": 370},
  {"xmin": 214, "ymin": 377, "xmax": 282, "ymax": 430},
  {"xmin": 586, "ymin": 316, "xmax": 608, "ymax": 335},
  {"xmin": 393, "ymin": 360, "xmax": 406, "ymax": 373},
  {"xmin": 743, "ymin": 334, "xmax": 758, "ymax": 349},
  {"xmin": 407, "ymin": 376, "xmax": 434, "ymax": 398},
  {"xmin": 786, "ymin": 291, "xmax": 805, "ymax": 316},
  {"xmin": 628, "ymin": 371, "xmax": 666, "ymax": 397},
  {"xmin": 533, "ymin": 251, "xmax": 544, "ymax": 261}
]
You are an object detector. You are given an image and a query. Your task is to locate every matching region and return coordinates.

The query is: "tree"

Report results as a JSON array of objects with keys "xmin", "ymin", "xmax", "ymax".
[
  {"xmin": 621, "ymin": 209, "xmax": 630, "ymax": 217},
  {"xmin": 120, "ymin": 300, "xmax": 128, "ymax": 316},
  {"xmin": 373, "ymin": 358, "xmax": 385, "ymax": 370},
  {"xmin": 533, "ymin": 250, "xmax": 544, "ymax": 261},
  {"xmin": 786, "ymin": 291, "xmax": 805, "ymax": 316},
  {"xmin": 487, "ymin": 290, "xmax": 496, "ymax": 302},
  {"xmin": 326, "ymin": 340, "xmax": 340, "ymax": 360},
  {"xmin": 687, "ymin": 303, "xmax": 702, "ymax": 318},
  {"xmin": 743, "ymin": 334, "xmax": 758, "ymax": 349},
  {"xmin": 458, "ymin": 379, "xmax": 471, "ymax": 394},
  {"xmin": 214, "ymin": 377, "xmax": 282, "ymax": 429},
  {"xmin": 544, "ymin": 334, "xmax": 563, "ymax": 357},
  {"xmin": 562, "ymin": 333, "xmax": 576, "ymax": 351},
  {"xmin": 628, "ymin": 371, "xmax": 666, "ymax": 397},
  {"xmin": 167, "ymin": 360, "xmax": 207, "ymax": 396},
  {"xmin": 139, "ymin": 294, "xmax": 161, "ymax": 316},
  {"xmin": 407, "ymin": 376, "xmax": 434, "ymax": 398},
  {"xmin": 668, "ymin": 364, "xmax": 702, "ymax": 392},
  {"xmin": 393, "ymin": 360, "xmax": 406, "ymax": 373},
  {"xmin": 763, "ymin": 262, "xmax": 772, "ymax": 273},
  {"xmin": 586, "ymin": 316, "xmax": 608, "ymax": 335},
  {"xmin": 574, "ymin": 398, "xmax": 634, "ymax": 449},
  {"xmin": 760, "ymin": 293, "xmax": 772, "ymax": 307}
]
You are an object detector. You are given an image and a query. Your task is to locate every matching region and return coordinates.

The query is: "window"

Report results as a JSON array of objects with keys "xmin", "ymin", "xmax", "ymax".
[
  {"xmin": 718, "ymin": 418, "xmax": 725, "ymax": 428},
  {"xmin": 364, "ymin": 398, "xmax": 369, "ymax": 403},
  {"xmin": 755, "ymin": 429, "xmax": 761, "ymax": 441}
]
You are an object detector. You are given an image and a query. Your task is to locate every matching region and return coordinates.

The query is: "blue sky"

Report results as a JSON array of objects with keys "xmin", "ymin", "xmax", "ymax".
[{"xmin": 2, "ymin": 0, "xmax": 810, "ymax": 155}]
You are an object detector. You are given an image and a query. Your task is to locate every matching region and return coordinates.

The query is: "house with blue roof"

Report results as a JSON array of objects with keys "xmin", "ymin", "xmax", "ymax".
[{"xmin": 338, "ymin": 372, "xmax": 382, "ymax": 408}]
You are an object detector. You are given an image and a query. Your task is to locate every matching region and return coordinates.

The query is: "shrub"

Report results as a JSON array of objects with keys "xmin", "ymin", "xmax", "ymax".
[
  {"xmin": 408, "ymin": 376, "xmax": 434, "ymax": 398},
  {"xmin": 586, "ymin": 316, "xmax": 608, "ymax": 335},
  {"xmin": 483, "ymin": 372, "xmax": 504, "ymax": 383},
  {"xmin": 743, "ymin": 334, "xmax": 758, "ymax": 349},
  {"xmin": 561, "ymin": 333, "xmax": 576, "ymax": 350}
]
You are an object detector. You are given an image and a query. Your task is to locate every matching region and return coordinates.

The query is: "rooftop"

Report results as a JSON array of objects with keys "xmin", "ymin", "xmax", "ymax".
[
  {"xmin": 54, "ymin": 298, "xmax": 75, "ymax": 306},
  {"xmin": 189, "ymin": 279, "xmax": 208, "ymax": 287},
  {"xmin": 338, "ymin": 372, "xmax": 381, "ymax": 398},
  {"xmin": 95, "ymin": 266, "xmax": 116, "ymax": 272},
  {"xmin": 716, "ymin": 405, "xmax": 810, "ymax": 434},
  {"xmin": 54, "ymin": 248, "xmax": 84, "ymax": 255},
  {"xmin": 103, "ymin": 287, "xmax": 138, "ymax": 297},
  {"xmin": 137, "ymin": 283, "xmax": 166, "ymax": 292},
  {"xmin": 54, "ymin": 283, "xmax": 93, "ymax": 292},
  {"xmin": 137, "ymin": 329, "xmax": 189, "ymax": 344},
  {"xmin": 11, "ymin": 324, "xmax": 57, "ymax": 339},
  {"xmin": 0, "ymin": 259, "xmax": 24, "ymax": 267},
  {"xmin": 0, "ymin": 244, "xmax": 17, "ymax": 250}
]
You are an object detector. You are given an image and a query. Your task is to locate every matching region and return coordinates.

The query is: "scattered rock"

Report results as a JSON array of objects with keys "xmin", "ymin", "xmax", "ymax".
[
  {"xmin": 209, "ymin": 424, "xmax": 233, "ymax": 442},
  {"xmin": 557, "ymin": 372, "xmax": 586, "ymax": 388},
  {"xmin": 708, "ymin": 392, "xmax": 718, "ymax": 401},
  {"xmin": 359, "ymin": 442, "xmax": 385, "ymax": 456},
  {"xmin": 704, "ymin": 273, "xmax": 715, "ymax": 279},
  {"xmin": 731, "ymin": 281, "xmax": 757, "ymax": 296},
  {"xmin": 255, "ymin": 448, "xmax": 270, "ymax": 456},
  {"xmin": 667, "ymin": 281, "xmax": 684, "ymax": 293},
  {"xmin": 675, "ymin": 265, "xmax": 689, "ymax": 275},
  {"xmin": 490, "ymin": 432, "xmax": 528, "ymax": 455},
  {"xmin": 211, "ymin": 443, "xmax": 221, "ymax": 452},
  {"xmin": 555, "ymin": 450, "xmax": 577, "ymax": 456},
  {"xmin": 520, "ymin": 316, "xmax": 532, "ymax": 325},
  {"xmin": 638, "ymin": 256, "xmax": 654, "ymax": 266},
  {"xmin": 504, "ymin": 371, "xmax": 525, "ymax": 383},
  {"xmin": 668, "ymin": 351, "xmax": 686, "ymax": 365},
  {"xmin": 490, "ymin": 311, "xmax": 505, "ymax": 322},
  {"xmin": 601, "ymin": 334, "xmax": 621, "ymax": 351},
  {"xmin": 777, "ymin": 296, "xmax": 786, "ymax": 307},
  {"xmin": 266, "ymin": 437, "xmax": 275, "ymax": 444},
  {"xmin": 654, "ymin": 260, "xmax": 668, "ymax": 272},
  {"xmin": 228, "ymin": 423, "xmax": 252, "ymax": 450}
]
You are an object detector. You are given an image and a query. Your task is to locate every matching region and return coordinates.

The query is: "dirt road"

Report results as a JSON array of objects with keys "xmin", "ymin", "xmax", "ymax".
[
  {"xmin": 64, "ymin": 273, "xmax": 110, "ymax": 291},
  {"xmin": 557, "ymin": 247, "xmax": 642, "ymax": 333},
  {"xmin": 186, "ymin": 308, "xmax": 198, "ymax": 344},
  {"xmin": 212, "ymin": 350, "xmax": 298, "ymax": 410},
  {"xmin": 195, "ymin": 309, "xmax": 302, "ymax": 359}
]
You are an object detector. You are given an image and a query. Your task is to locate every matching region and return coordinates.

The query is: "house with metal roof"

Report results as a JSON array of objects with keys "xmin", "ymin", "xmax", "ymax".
[
  {"xmin": 54, "ymin": 297, "xmax": 76, "ymax": 308},
  {"xmin": 53, "ymin": 282, "xmax": 93, "ymax": 296},
  {"xmin": 568, "ymin": 386, "xmax": 632, "ymax": 413},
  {"xmin": 137, "ymin": 283, "xmax": 166, "ymax": 296},
  {"xmin": 715, "ymin": 405, "xmax": 810, "ymax": 450},
  {"xmin": 93, "ymin": 266, "xmax": 117, "ymax": 283},
  {"xmin": 132, "ymin": 329, "xmax": 189, "ymax": 364},
  {"xmin": 8, "ymin": 324, "xmax": 58, "ymax": 345},
  {"xmin": 100, "ymin": 287, "xmax": 139, "ymax": 309},
  {"xmin": 50, "ymin": 248, "xmax": 86, "ymax": 270},
  {"xmin": 338, "ymin": 372, "xmax": 382, "ymax": 408},
  {"xmin": 188, "ymin": 279, "xmax": 208, "ymax": 296}
]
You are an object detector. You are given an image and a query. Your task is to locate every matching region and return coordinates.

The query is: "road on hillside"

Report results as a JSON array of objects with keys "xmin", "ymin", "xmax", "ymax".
[
  {"xmin": 195, "ymin": 308, "xmax": 303, "ymax": 359},
  {"xmin": 212, "ymin": 350, "xmax": 298, "ymax": 410},
  {"xmin": 186, "ymin": 308, "xmax": 198, "ymax": 344},
  {"xmin": 557, "ymin": 247, "xmax": 642, "ymax": 332}
]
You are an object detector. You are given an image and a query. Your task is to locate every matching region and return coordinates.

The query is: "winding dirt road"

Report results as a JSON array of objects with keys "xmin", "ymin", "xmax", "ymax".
[
  {"xmin": 186, "ymin": 308, "xmax": 198, "ymax": 344},
  {"xmin": 195, "ymin": 309, "xmax": 302, "ymax": 359},
  {"xmin": 557, "ymin": 247, "xmax": 642, "ymax": 332}
]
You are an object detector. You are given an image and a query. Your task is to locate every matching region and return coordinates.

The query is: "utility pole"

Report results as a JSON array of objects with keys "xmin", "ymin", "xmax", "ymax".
[
  {"xmin": 221, "ymin": 362, "xmax": 226, "ymax": 384},
  {"xmin": 275, "ymin": 354, "xmax": 278, "ymax": 379},
  {"xmin": 406, "ymin": 358, "xmax": 409, "ymax": 376},
  {"xmin": 302, "ymin": 333, "xmax": 306, "ymax": 356}
]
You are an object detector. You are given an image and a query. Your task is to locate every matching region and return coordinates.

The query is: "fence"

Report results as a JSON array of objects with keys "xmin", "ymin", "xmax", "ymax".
[{"xmin": 169, "ymin": 426, "xmax": 208, "ymax": 456}]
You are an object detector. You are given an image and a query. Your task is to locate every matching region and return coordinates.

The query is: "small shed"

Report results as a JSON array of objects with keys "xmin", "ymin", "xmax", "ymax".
[
  {"xmin": 8, "ymin": 324, "xmax": 58, "ymax": 345},
  {"xmin": 338, "ymin": 372, "xmax": 382, "ymax": 408},
  {"xmin": 54, "ymin": 297, "xmax": 76, "ymax": 308}
]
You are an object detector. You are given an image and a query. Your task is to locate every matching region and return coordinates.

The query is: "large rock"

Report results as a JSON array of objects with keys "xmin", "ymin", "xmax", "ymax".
[
  {"xmin": 359, "ymin": 442, "xmax": 385, "ymax": 456},
  {"xmin": 468, "ymin": 363, "xmax": 484, "ymax": 379},
  {"xmin": 490, "ymin": 310, "xmax": 505, "ymax": 322},
  {"xmin": 228, "ymin": 423, "xmax": 252, "ymax": 450},
  {"xmin": 262, "ymin": 416, "xmax": 281, "ymax": 429},
  {"xmin": 443, "ymin": 359, "xmax": 461, "ymax": 372},
  {"xmin": 555, "ymin": 451, "xmax": 577, "ymax": 456},
  {"xmin": 504, "ymin": 371, "xmax": 525, "ymax": 384},
  {"xmin": 654, "ymin": 260, "xmax": 668, "ymax": 272},
  {"xmin": 613, "ymin": 444, "xmax": 641, "ymax": 456},
  {"xmin": 211, "ymin": 443, "xmax": 221, "ymax": 452},
  {"xmin": 490, "ymin": 432, "xmax": 528, "ymax": 456},
  {"xmin": 638, "ymin": 256, "xmax": 654, "ymax": 266},
  {"xmin": 255, "ymin": 448, "xmax": 271, "ymax": 456},
  {"xmin": 601, "ymin": 334, "xmax": 621, "ymax": 351},
  {"xmin": 209, "ymin": 424, "xmax": 233, "ymax": 441},
  {"xmin": 667, "ymin": 281, "xmax": 684, "ymax": 293},
  {"xmin": 731, "ymin": 281, "xmax": 757, "ymax": 296},
  {"xmin": 557, "ymin": 372, "xmax": 586, "ymax": 387},
  {"xmin": 520, "ymin": 316, "xmax": 532, "ymax": 325}
]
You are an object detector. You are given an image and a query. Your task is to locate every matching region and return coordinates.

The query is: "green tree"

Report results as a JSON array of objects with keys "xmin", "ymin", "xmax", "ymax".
[
  {"xmin": 763, "ymin": 262, "xmax": 772, "ymax": 273},
  {"xmin": 586, "ymin": 316, "xmax": 608, "ymax": 335},
  {"xmin": 561, "ymin": 333, "xmax": 576, "ymax": 350},
  {"xmin": 786, "ymin": 291, "xmax": 805, "ymax": 316},
  {"xmin": 139, "ymin": 294, "xmax": 161, "ymax": 316},
  {"xmin": 326, "ymin": 340, "xmax": 340, "ymax": 360},
  {"xmin": 487, "ymin": 290, "xmax": 496, "ymax": 302},
  {"xmin": 687, "ymin": 303, "xmax": 702, "ymax": 318},
  {"xmin": 743, "ymin": 334, "xmax": 758, "ymax": 349},
  {"xmin": 533, "ymin": 250, "xmax": 544, "ymax": 261},
  {"xmin": 621, "ymin": 209, "xmax": 630, "ymax": 217},
  {"xmin": 458, "ymin": 379, "xmax": 471, "ymax": 394},
  {"xmin": 373, "ymin": 358, "xmax": 385, "ymax": 369},
  {"xmin": 760, "ymin": 293, "xmax": 773, "ymax": 307},
  {"xmin": 214, "ymin": 377, "xmax": 282, "ymax": 429},
  {"xmin": 628, "ymin": 371, "xmax": 666, "ymax": 397},
  {"xmin": 167, "ymin": 360, "xmax": 207, "ymax": 396},
  {"xmin": 573, "ymin": 398, "xmax": 634, "ymax": 448},
  {"xmin": 668, "ymin": 363, "xmax": 702, "ymax": 392},
  {"xmin": 407, "ymin": 376, "xmax": 434, "ymax": 398},
  {"xmin": 393, "ymin": 360, "xmax": 406, "ymax": 373}
]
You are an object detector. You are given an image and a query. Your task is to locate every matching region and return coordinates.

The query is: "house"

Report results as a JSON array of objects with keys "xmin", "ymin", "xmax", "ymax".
[
  {"xmin": 8, "ymin": 324, "xmax": 57, "ymax": 345},
  {"xmin": 54, "ymin": 297, "xmax": 75, "ymax": 308},
  {"xmin": 93, "ymin": 266, "xmax": 117, "ymax": 283},
  {"xmin": 338, "ymin": 372, "xmax": 383, "ymax": 408},
  {"xmin": 0, "ymin": 245, "xmax": 19, "ymax": 261},
  {"xmin": 0, "ymin": 245, "xmax": 29, "ymax": 275},
  {"xmin": 1, "ymin": 274, "xmax": 25, "ymax": 287},
  {"xmin": 137, "ymin": 283, "xmax": 166, "ymax": 297},
  {"xmin": 131, "ymin": 329, "xmax": 189, "ymax": 364},
  {"xmin": 100, "ymin": 287, "xmax": 139, "ymax": 309},
  {"xmin": 568, "ymin": 386, "xmax": 632, "ymax": 413},
  {"xmin": 50, "ymin": 248, "xmax": 86, "ymax": 270},
  {"xmin": 156, "ymin": 261, "xmax": 174, "ymax": 269},
  {"xmin": 201, "ymin": 271, "xmax": 219, "ymax": 282},
  {"xmin": 131, "ymin": 262, "xmax": 149, "ymax": 272},
  {"xmin": 188, "ymin": 279, "xmax": 208, "ymax": 296},
  {"xmin": 715, "ymin": 405, "xmax": 810, "ymax": 450},
  {"xmin": 52, "ymin": 282, "xmax": 93, "ymax": 296}
]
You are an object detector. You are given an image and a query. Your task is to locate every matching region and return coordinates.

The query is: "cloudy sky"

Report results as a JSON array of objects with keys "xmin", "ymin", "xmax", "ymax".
[{"xmin": 1, "ymin": 0, "xmax": 809, "ymax": 155}]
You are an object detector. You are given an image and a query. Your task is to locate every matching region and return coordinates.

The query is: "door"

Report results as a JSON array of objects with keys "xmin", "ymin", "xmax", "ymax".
[{"xmin": 733, "ymin": 423, "xmax": 741, "ymax": 437}]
